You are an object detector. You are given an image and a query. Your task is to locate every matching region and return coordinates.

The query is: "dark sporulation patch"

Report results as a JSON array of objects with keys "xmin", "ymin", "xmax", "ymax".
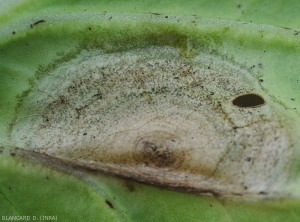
[
  {"xmin": 12, "ymin": 31, "xmax": 16, "ymax": 35},
  {"xmin": 237, "ymin": 4, "xmax": 242, "ymax": 9},
  {"xmin": 0, "ymin": 146, "xmax": 3, "ymax": 153},
  {"xmin": 8, "ymin": 187, "xmax": 11, "ymax": 190},
  {"xmin": 105, "ymin": 200, "xmax": 114, "ymax": 209},
  {"xmin": 259, "ymin": 78, "xmax": 264, "ymax": 83},
  {"xmin": 46, "ymin": 176, "xmax": 49, "ymax": 180},
  {"xmin": 232, "ymin": 93, "xmax": 265, "ymax": 108},
  {"xmin": 291, "ymin": 98, "xmax": 295, "ymax": 101},
  {"xmin": 30, "ymin": 20, "xmax": 46, "ymax": 28},
  {"xmin": 165, "ymin": 16, "xmax": 168, "ymax": 18},
  {"xmin": 259, "ymin": 191, "xmax": 268, "ymax": 195},
  {"xmin": 10, "ymin": 152, "xmax": 16, "ymax": 157}
]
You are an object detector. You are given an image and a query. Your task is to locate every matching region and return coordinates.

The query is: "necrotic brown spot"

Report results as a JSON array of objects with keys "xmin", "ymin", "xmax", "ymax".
[
  {"xmin": 143, "ymin": 141, "xmax": 175, "ymax": 167},
  {"xmin": 133, "ymin": 131, "xmax": 184, "ymax": 169},
  {"xmin": 232, "ymin": 93, "xmax": 265, "ymax": 108}
]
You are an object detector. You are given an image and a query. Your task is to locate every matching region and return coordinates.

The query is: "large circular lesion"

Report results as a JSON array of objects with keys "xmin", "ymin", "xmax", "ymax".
[{"xmin": 9, "ymin": 46, "xmax": 293, "ymax": 195}]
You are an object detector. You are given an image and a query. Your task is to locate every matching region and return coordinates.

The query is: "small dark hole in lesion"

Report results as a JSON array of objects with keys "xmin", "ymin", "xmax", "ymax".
[{"xmin": 232, "ymin": 93, "xmax": 265, "ymax": 108}]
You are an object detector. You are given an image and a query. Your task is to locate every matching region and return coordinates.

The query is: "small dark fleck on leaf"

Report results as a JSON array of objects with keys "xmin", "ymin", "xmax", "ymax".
[
  {"xmin": 46, "ymin": 176, "xmax": 49, "ymax": 180},
  {"xmin": 165, "ymin": 16, "xmax": 168, "ymax": 18},
  {"xmin": 259, "ymin": 79, "xmax": 264, "ymax": 83},
  {"xmin": 10, "ymin": 152, "xmax": 16, "ymax": 157},
  {"xmin": 8, "ymin": 187, "xmax": 11, "ymax": 190},
  {"xmin": 12, "ymin": 31, "xmax": 16, "ymax": 35},
  {"xmin": 30, "ymin": 20, "xmax": 46, "ymax": 28},
  {"xmin": 246, "ymin": 157, "xmax": 251, "ymax": 162},
  {"xmin": 237, "ymin": 4, "xmax": 242, "ymax": 8},
  {"xmin": 83, "ymin": 133, "xmax": 87, "ymax": 135},
  {"xmin": 105, "ymin": 200, "xmax": 114, "ymax": 209},
  {"xmin": 150, "ymin": 12, "xmax": 161, "ymax": 15},
  {"xmin": 291, "ymin": 98, "xmax": 295, "ymax": 101},
  {"xmin": 280, "ymin": 26, "xmax": 292, "ymax": 30}
]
